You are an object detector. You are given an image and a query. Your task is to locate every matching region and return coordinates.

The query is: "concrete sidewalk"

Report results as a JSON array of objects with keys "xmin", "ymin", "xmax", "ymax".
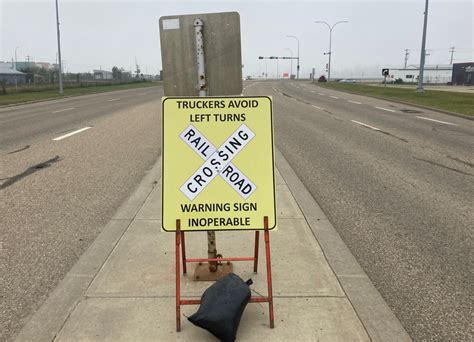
[{"xmin": 16, "ymin": 150, "xmax": 411, "ymax": 341}]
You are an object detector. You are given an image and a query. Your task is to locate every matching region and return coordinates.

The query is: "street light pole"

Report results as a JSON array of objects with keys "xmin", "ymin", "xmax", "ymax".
[
  {"xmin": 55, "ymin": 0, "xmax": 64, "ymax": 94},
  {"xmin": 417, "ymin": 0, "xmax": 429, "ymax": 93},
  {"xmin": 14, "ymin": 47, "xmax": 20, "ymax": 70},
  {"xmin": 286, "ymin": 35, "xmax": 300, "ymax": 79},
  {"xmin": 315, "ymin": 20, "xmax": 348, "ymax": 81},
  {"xmin": 285, "ymin": 48, "xmax": 293, "ymax": 78}
]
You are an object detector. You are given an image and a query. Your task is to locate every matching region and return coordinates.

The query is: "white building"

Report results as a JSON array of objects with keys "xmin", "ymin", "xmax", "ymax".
[
  {"xmin": 93, "ymin": 69, "xmax": 114, "ymax": 80},
  {"xmin": 388, "ymin": 64, "xmax": 452, "ymax": 84}
]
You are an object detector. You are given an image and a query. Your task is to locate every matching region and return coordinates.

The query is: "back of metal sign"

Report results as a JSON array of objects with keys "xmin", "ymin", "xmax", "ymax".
[{"xmin": 159, "ymin": 12, "xmax": 242, "ymax": 96}]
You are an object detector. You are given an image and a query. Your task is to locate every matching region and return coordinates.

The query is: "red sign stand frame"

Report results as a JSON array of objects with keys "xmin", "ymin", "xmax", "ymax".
[{"xmin": 175, "ymin": 216, "xmax": 275, "ymax": 332}]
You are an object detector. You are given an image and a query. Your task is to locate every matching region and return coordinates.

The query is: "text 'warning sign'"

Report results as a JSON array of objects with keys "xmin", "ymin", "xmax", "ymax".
[{"xmin": 162, "ymin": 96, "xmax": 276, "ymax": 231}]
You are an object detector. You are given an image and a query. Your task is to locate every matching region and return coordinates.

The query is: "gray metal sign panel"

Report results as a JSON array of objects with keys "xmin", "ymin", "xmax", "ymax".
[{"xmin": 159, "ymin": 12, "xmax": 242, "ymax": 96}]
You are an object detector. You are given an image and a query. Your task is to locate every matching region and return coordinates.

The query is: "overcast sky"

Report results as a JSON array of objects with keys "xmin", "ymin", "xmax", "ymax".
[{"xmin": 1, "ymin": 0, "xmax": 472, "ymax": 78}]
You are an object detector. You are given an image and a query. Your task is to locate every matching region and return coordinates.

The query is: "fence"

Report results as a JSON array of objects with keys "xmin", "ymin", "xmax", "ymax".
[{"xmin": 2, "ymin": 79, "xmax": 153, "ymax": 95}]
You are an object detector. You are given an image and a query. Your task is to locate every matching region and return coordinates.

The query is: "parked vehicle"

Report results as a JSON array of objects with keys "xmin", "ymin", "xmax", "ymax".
[
  {"xmin": 339, "ymin": 79, "xmax": 357, "ymax": 83},
  {"xmin": 382, "ymin": 78, "xmax": 395, "ymax": 84},
  {"xmin": 318, "ymin": 75, "xmax": 327, "ymax": 82}
]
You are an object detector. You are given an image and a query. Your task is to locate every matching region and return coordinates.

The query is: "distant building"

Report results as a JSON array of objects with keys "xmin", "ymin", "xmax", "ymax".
[
  {"xmin": 0, "ymin": 63, "xmax": 26, "ymax": 84},
  {"xmin": 93, "ymin": 69, "xmax": 114, "ymax": 80},
  {"xmin": 388, "ymin": 65, "xmax": 452, "ymax": 84},
  {"xmin": 452, "ymin": 62, "xmax": 474, "ymax": 85},
  {"xmin": 15, "ymin": 61, "xmax": 34, "ymax": 70},
  {"xmin": 35, "ymin": 62, "xmax": 51, "ymax": 70}
]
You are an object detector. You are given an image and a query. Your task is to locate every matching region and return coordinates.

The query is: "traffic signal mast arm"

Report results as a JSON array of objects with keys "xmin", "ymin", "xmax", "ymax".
[{"xmin": 258, "ymin": 56, "xmax": 298, "ymax": 59}]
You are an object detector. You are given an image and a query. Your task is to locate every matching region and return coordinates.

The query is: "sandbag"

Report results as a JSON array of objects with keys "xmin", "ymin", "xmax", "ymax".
[{"xmin": 188, "ymin": 273, "xmax": 253, "ymax": 341}]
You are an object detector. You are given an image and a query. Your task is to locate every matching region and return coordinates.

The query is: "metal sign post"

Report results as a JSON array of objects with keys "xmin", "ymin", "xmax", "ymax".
[
  {"xmin": 193, "ymin": 18, "xmax": 218, "ymax": 273},
  {"xmin": 382, "ymin": 68, "xmax": 390, "ymax": 87}
]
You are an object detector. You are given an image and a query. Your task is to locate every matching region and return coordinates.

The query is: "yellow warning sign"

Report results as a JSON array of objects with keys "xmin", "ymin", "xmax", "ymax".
[{"xmin": 162, "ymin": 96, "xmax": 276, "ymax": 231}]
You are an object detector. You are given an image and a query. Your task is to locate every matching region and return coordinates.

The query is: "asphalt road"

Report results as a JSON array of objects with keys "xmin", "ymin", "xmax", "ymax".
[
  {"xmin": 2, "ymin": 82, "xmax": 472, "ymax": 341},
  {"xmin": 0, "ymin": 87, "xmax": 162, "ymax": 341},
  {"xmin": 244, "ymin": 81, "xmax": 473, "ymax": 341}
]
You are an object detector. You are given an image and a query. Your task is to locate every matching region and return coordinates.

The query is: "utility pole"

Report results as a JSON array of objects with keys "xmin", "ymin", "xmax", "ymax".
[
  {"xmin": 276, "ymin": 58, "xmax": 279, "ymax": 79},
  {"xmin": 417, "ymin": 0, "xmax": 429, "ymax": 93},
  {"xmin": 55, "ymin": 0, "xmax": 64, "ymax": 94},
  {"xmin": 449, "ymin": 46, "xmax": 455, "ymax": 64},
  {"xmin": 404, "ymin": 49, "xmax": 410, "ymax": 68},
  {"xmin": 25, "ymin": 55, "xmax": 33, "ymax": 68}
]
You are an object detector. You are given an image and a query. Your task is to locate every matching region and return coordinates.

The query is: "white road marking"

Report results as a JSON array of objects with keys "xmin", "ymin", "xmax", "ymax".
[
  {"xmin": 107, "ymin": 98, "xmax": 121, "ymax": 102},
  {"xmin": 310, "ymin": 90, "xmax": 315, "ymax": 93},
  {"xmin": 53, "ymin": 127, "xmax": 92, "ymax": 141},
  {"xmin": 351, "ymin": 120, "xmax": 381, "ymax": 131},
  {"xmin": 52, "ymin": 107, "xmax": 74, "ymax": 113},
  {"xmin": 139, "ymin": 92, "xmax": 149, "ymax": 96},
  {"xmin": 312, "ymin": 105, "xmax": 323, "ymax": 110},
  {"xmin": 318, "ymin": 93, "xmax": 326, "ymax": 96},
  {"xmin": 330, "ymin": 96, "xmax": 339, "ymax": 99},
  {"xmin": 348, "ymin": 100, "xmax": 362, "ymax": 105},
  {"xmin": 416, "ymin": 116, "xmax": 457, "ymax": 126},
  {"xmin": 375, "ymin": 106, "xmax": 396, "ymax": 112}
]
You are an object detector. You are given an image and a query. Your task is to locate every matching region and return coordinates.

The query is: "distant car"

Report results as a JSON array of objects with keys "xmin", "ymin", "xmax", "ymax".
[
  {"xmin": 339, "ymin": 79, "xmax": 357, "ymax": 83},
  {"xmin": 382, "ymin": 78, "xmax": 395, "ymax": 84},
  {"xmin": 318, "ymin": 75, "xmax": 327, "ymax": 82}
]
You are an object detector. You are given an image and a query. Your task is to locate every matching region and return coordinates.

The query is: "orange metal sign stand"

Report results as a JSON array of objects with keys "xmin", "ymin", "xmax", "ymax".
[{"xmin": 175, "ymin": 216, "xmax": 275, "ymax": 331}]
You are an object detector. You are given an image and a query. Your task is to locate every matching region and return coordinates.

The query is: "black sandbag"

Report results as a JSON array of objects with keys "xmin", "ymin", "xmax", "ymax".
[{"xmin": 188, "ymin": 273, "xmax": 253, "ymax": 341}]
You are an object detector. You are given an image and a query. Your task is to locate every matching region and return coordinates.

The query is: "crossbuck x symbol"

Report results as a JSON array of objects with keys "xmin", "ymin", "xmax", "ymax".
[{"xmin": 180, "ymin": 124, "xmax": 257, "ymax": 201}]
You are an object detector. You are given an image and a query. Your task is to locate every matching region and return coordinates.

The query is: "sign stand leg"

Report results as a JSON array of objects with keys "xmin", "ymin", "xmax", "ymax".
[
  {"xmin": 175, "ymin": 217, "xmax": 275, "ymax": 331},
  {"xmin": 181, "ymin": 231, "xmax": 187, "ymax": 274},
  {"xmin": 253, "ymin": 231, "xmax": 260, "ymax": 273},
  {"xmin": 264, "ymin": 216, "xmax": 275, "ymax": 328},
  {"xmin": 175, "ymin": 219, "xmax": 181, "ymax": 332}
]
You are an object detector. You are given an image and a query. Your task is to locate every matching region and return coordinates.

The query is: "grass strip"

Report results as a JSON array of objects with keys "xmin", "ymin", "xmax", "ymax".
[
  {"xmin": 317, "ymin": 82, "xmax": 473, "ymax": 116},
  {"xmin": 0, "ymin": 82, "xmax": 161, "ymax": 106}
]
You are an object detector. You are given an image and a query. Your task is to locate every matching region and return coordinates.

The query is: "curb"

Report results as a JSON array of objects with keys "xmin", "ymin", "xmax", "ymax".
[
  {"xmin": 0, "ymin": 84, "xmax": 162, "ymax": 109},
  {"xmin": 311, "ymin": 83, "xmax": 473, "ymax": 121},
  {"xmin": 14, "ymin": 158, "xmax": 162, "ymax": 342},
  {"xmin": 275, "ymin": 149, "xmax": 412, "ymax": 342}
]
